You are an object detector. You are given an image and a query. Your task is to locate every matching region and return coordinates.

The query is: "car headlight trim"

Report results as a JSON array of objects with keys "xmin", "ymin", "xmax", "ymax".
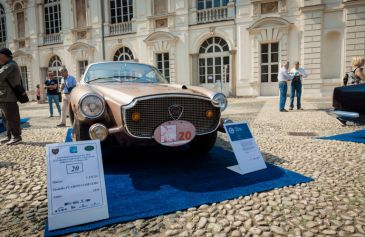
[
  {"xmin": 212, "ymin": 93, "xmax": 227, "ymax": 111},
  {"xmin": 89, "ymin": 123, "xmax": 108, "ymax": 141},
  {"xmin": 79, "ymin": 94, "xmax": 105, "ymax": 119}
]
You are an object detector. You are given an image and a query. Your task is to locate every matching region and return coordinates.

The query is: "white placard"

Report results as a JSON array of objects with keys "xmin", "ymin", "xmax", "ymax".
[
  {"xmin": 46, "ymin": 140, "xmax": 109, "ymax": 231},
  {"xmin": 224, "ymin": 122, "xmax": 267, "ymax": 175}
]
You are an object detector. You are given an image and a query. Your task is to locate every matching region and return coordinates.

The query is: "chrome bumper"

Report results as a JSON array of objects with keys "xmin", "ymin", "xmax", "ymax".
[{"xmin": 217, "ymin": 118, "xmax": 233, "ymax": 133}]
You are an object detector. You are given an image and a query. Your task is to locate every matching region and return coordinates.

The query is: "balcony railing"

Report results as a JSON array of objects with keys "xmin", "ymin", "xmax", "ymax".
[
  {"xmin": 197, "ymin": 6, "xmax": 229, "ymax": 23},
  {"xmin": 109, "ymin": 22, "xmax": 133, "ymax": 36},
  {"xmin": 43, "ymin": 33, "xmax": 62, "ymax": 45}
]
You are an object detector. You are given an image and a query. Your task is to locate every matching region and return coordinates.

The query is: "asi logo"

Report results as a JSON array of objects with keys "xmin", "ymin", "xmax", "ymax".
[
  {"xmin": 51, "ymin": 148, "xmax": 59, "ymax": 155},
  {"xmin": 69, "ymin": 146, "xmax": 78, "ymax": 154},
  {"xmin": 84, "ymin": 145, "xmax": 95, "ymax": 151}
]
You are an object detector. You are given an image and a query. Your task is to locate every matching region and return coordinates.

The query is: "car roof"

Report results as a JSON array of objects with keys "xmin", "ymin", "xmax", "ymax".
[{"xmin": 87, "ymin": 61, "xmax": 154, "ymax": 68}]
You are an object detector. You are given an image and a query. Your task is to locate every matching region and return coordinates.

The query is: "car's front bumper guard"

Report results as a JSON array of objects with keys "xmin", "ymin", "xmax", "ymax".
[{"xmin": 106, "ymin": 117, "xmax": 233, "ymax": 137}]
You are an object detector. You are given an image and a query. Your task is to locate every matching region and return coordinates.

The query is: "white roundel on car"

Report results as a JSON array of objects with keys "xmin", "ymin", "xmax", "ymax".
[{"xmin": 154, "ymin": 120, "xmax": 196, "ymax": 147}]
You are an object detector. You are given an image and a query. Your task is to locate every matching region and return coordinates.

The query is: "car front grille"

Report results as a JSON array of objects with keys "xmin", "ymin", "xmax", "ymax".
[{"xmin": 123, "ymin": 95, "xmax": 221, "ymax": 138}]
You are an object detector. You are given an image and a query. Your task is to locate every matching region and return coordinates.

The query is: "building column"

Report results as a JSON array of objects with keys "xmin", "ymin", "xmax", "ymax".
[
  {"xmin": 190, "ymin": 53, "xmax": 199, "ymax": 86},
  {"xmin": 37, "ymin": 2, "xmax": 44, "ymax": 45},
  {"xmin": 300, "ymin": 4, "xmax": 325, "ymax": 96},
  {"xmin": 230, "ymin": 49, "xmax": 237, "ymax": 97},
  {"xmin": 103, "ymin": 0, "xmax": 110, "ymax": 36},
  {"xmin": 190, "ymin": 0, "xmax": 197, "ymax": 25},
  {"xmin": 343, "ymin": 1, "xmax": 365, "ymax": 72}
]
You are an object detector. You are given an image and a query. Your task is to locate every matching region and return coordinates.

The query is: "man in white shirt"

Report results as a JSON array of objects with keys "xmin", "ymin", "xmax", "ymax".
[
  {"xmin": 278, "ymin": 61, "xmax": 293, "ymax": 112},
  {"xmin": 289, "ymin": 61, "xmax": 307, "ymax": 110}
]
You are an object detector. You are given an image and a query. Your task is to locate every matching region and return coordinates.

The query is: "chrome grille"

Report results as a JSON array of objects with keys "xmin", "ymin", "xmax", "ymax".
[{"xmin": 124, "ymin": 96, "xmax": 221, "ymax": 138}]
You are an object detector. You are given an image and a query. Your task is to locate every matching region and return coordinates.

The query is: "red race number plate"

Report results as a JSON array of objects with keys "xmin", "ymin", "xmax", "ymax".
[{"xmin": 154, "ymin": 120, "xmax": 196, "ymax": 147}]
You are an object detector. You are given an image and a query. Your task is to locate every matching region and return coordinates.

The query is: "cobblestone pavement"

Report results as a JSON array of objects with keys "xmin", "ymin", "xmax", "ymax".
[{"xmin": 0, "ymin": 97, "xmax": 364, "ymax": 237}]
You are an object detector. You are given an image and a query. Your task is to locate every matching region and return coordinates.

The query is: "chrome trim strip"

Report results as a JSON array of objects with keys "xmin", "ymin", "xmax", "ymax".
[
  {"xmin": 78, "ymin": 94, "xmax": 106, "ymax": 120},
  {"xmin": 122, "ymin": 94, "xmax": 220, "ymax": 139},
  {"xmin": 333, "ymin": 110, "xmax": 360, "ymax": 118}
]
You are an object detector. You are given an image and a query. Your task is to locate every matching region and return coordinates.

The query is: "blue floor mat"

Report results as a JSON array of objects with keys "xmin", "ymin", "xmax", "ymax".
[
  {"xmin": 317, "ymin": 129, "xmax": 365, "ymax": 144},
  {"xmin": 0, "ymin": 117, "xmax": 30, "ymax": 133},
  {"xmin": 44, "ymin": 146, "xmax": 313, "ymax": 237}
]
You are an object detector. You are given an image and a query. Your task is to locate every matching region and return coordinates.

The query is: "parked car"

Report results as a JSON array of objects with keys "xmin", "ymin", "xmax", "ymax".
[
  {"xmin": 69, "ymin": 62, "xmax": 230, "ymax": 153},
  {"xmin": 332, "ymin": 84, "xmax": 365, "ymax": 125}
]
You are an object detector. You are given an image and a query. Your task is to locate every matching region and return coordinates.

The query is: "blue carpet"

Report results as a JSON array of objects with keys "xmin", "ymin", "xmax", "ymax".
[
  {"xmin": 317, "ymin": 129, "xmax": 365, "ymax": 144},
  {"xmin": 0, "ymin": 117, "xmax": 30, "ymax": 133},
  {"xmin": 65, "ymin": 128, "xmax": 73, "ymax": 142},
  {"xmin": 44, "ymin": 144, "xmax": 313, "ymax": 237}
]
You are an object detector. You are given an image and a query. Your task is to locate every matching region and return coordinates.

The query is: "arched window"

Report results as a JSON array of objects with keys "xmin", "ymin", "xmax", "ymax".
[
  {"xmin": 48, "ymin": 55, "xmax": 63, "ymax": 85},
  {"xmin": 199, "ymin": 37, "xmax": 230, "ymax": 84},
  {"xmin": 0, "ymin": 4, "xmax": 6, "ymax": 44},
  {"xmin": 14, "ymin": 3, "xmax": 25, "ymax": 39},
  {"xmin": 197, "ymin": 0, "xmax": 229, "ymax": 10},
  {"xmin": 44, "ymin": 0, "xmax": 62, "ymax": 34},
  {"xmin": 110, "ymin": 0, "xmax": 133, "ymax": 24},
  {"xmin": 113, "ymin": 47, "xmax": 134, "ymax": 61}
]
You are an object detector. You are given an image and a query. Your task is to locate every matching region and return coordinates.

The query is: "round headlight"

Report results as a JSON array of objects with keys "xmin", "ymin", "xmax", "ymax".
[
  {"xmin": 79, "ymin": 94, "xmax": 105, "ymax": 119},
  {"xmin": 89, "ymin": 123, "xmax": 108, "ymax": 141},
  {"xmin": 212, "ymin": 93, "xmax": 227, "ymax": 111}
]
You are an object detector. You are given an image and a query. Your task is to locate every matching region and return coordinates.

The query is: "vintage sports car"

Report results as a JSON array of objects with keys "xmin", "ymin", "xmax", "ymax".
[
  {"xmin": 69, "ymin": 62, "xmax": 230, "ymax": 153},
  {"xmin": 332, "ymin": 84, "xmax": 365, "ymax": 125}
]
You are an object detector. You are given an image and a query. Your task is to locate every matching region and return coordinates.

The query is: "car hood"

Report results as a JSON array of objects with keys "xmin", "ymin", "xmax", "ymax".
[{"xmin": 90, "ymin": 83, "xmax": 215, "ymax": 105}]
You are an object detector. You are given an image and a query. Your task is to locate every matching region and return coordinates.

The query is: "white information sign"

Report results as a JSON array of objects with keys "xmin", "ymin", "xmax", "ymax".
[
  {"xmin": 224, "ymin": 122, "xmax": 267, "ymax": 175},
  {"xmin": 46, "ymin": 140, "xmax": 109, "ymax": 231}
]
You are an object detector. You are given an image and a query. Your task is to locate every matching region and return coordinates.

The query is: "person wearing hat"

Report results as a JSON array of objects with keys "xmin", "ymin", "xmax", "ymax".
[
  {"xmin": 0, "ymin": 48, "xmax": 23, "ymax": 145},
  {"xmin": 289, "ymin": 61, "xmax": 307, "ymax": 110}
]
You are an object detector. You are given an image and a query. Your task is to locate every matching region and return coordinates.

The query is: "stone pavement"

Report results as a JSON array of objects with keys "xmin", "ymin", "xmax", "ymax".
[{"xmin": 0, "ymin": 97, "xmax": 364, "ymax": 237}]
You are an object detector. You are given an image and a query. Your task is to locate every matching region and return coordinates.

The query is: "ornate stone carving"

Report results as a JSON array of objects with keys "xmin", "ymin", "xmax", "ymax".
[
  {"xmin": 253, "ymin": 2, "xmax": 260, "ymax": 16},
  {"xmin": 279, "ymin": 0, "xmax": 287, "ymax": 13}
]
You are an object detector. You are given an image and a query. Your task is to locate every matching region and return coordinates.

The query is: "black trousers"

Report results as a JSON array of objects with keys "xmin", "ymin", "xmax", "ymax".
[{"xmin": 0, "ymin": 102, "xmax": 21, "ymax": 138}]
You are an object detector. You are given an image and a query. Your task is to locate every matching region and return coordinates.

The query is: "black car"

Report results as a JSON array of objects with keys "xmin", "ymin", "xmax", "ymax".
[{"xmin": 332, "ymin": 84, "xmax": 365, "ymax": 125}]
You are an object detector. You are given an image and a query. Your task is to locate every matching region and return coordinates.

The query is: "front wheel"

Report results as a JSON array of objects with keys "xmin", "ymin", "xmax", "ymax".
[
  {"xmin": 72, "ymin": 117, "xmax": 90, "ymax": 141},
  {"xmin": 189, "ymin": 131, "xmax": 217, "ymax": 154}
]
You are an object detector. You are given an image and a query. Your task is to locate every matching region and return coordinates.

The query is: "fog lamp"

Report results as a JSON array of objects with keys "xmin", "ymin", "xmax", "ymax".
[
  {"xmin": 89, "ymin": 123, "xmax": 108, "ymax": 141},
  {"xmin": 206, "ymin": 110, "xmax": 214, "ymax": 119},
  {"xmin": 131, "ymin": 112, "xmax": 141, "ymax": 121}
]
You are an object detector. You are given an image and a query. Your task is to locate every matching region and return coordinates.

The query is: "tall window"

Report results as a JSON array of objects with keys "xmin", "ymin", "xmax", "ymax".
[
  {"xmin": 0, "ymin": 4, "xmax": 6, "ymax": 44},
  {"xmin": 44, "ymin": 0, "xmax": 62, "ymax": 34},
  {"xmin": 14, "ymin": 3, "xmax": 25, "ymax": 39},
  {"xmin": 78, "ymin": 60, "xmax": 88, "ymax": 78},
  {"xmin": 197, "ymin": 0, "xmax": 229, "ymax": 10},
  {"xmin": 20, "ymin": 66, "xmax": 29, "ymax": 91},
  {"xmin": 156, "ymin": 53, "xmax": 170, "ymax": 82},
  {"xmin": 110, "ymin": 0, "xmax": 133, "ymax": 24},
  {"xmin": 154, "ymin": 0, "xmax": 168, "ymax": 16},
  {"xmin": 75, "ymin": 0, "xmax": 87, "ymax": 28},
  {"xmin": 48, "ymin": 55, "xmax": 63, "ymax": 86},
  {"xmin": 261, "ymin": 43, "xmax": 279, "ymax": 83},
  {"xmin": 113, "ymin": 47, "xmax": 134, "ymax": 61},
  {"xmin": 199, "ymin": 37, "xmax": 230, "ymax": 84}
]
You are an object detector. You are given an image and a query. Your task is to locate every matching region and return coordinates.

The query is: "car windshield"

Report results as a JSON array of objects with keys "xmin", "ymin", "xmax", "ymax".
[{"xmin": 84, "ymin": 62, "xmax": 168, "ymax": 84}]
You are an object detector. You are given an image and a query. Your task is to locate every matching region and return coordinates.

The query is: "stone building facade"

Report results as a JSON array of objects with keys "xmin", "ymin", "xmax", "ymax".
[{"xmin": 0, "ymin": 0, "xmax": 364, "ymax": 100}]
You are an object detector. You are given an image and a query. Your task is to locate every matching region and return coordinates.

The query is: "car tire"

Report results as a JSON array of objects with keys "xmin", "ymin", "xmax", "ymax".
[
  {"xmin": 73, "ymin": 118, "xmax": 90, "ymax": 141},
  {"xmin": 189, "ymin": 131, "xmax": 217, "ymax": 154}
]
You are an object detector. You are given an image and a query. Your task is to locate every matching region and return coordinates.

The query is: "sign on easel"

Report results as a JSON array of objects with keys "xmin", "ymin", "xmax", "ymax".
[
  {"xmin": 224, "ymin": 122, "xmax": 267, "ymax": 175},
  {"xmin": 46, "ymin": 140, "xmax": 109, "ymax": 231}
]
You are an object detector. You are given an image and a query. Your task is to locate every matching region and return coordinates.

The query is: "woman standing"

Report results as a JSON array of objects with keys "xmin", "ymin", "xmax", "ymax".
[{"xmin": 350, "ymin": 56, "xmax": 365, "ymax": 85}]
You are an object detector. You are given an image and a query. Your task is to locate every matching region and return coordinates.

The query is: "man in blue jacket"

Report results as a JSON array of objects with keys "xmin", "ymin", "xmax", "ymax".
[{"xmin": 57, "ymin": 67, "xmax": 77, "ymax": 127}]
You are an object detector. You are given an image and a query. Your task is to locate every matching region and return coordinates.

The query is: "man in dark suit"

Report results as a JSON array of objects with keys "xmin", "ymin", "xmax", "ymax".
[{"xmin": 0, "ymin": 48, "xmax": 22, "ymax": 145}]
